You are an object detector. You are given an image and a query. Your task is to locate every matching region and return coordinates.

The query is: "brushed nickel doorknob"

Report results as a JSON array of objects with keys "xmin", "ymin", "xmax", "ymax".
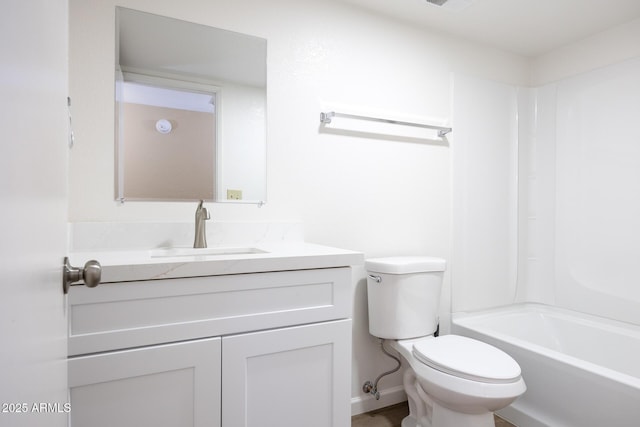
[{"xmin": 63, "ymin": 257, "xmax": 102, "ymax": 294}]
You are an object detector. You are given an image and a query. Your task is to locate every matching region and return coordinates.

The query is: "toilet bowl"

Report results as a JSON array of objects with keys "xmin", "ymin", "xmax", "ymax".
[
  {"xmin": 365, "ymin": 257, "xmax": 525, "ymax": 427},
  {"xmin": 391, "ymin": 337, "xmax": 525, "ymax": 427}
]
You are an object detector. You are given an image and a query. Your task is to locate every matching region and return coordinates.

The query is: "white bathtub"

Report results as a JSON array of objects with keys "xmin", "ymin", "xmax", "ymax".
[{"xmin": 452, "ymin": 303, "xmax": 640, "ymax": 427}]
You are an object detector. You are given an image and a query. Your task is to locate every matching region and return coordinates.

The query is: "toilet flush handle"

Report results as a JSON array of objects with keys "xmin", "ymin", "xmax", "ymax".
[{"xmin": 368, "ymin": 274, "xmax": 382, "ymax": 283}]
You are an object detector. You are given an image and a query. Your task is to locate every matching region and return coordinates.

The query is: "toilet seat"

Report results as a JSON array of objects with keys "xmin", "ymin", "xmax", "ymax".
[{"xmin": 412, "ymin": 335, "xmax": 521, "ymax": 384}]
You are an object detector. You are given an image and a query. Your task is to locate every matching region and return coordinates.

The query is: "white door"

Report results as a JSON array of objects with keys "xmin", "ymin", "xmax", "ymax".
[
  {"xmin": 222, "ymin": 320, "xmax": 352, "ymax": 427},
  {"xmin": 0, "ymin": 1, "xmax": 69, "ymax": 426}
]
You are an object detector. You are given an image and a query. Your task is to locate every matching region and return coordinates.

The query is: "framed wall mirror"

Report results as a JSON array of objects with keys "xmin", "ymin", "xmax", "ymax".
[{"xmin": 115, "ymin": 7, "xmax": 267, "ymax": 204}]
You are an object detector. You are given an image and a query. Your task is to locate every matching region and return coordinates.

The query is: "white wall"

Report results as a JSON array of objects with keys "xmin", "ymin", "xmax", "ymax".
[
  {"xmin": 531, "ymin": 17, "xmax": 640, "ymax": 86},
  {"xmin": 218, "ymin": 82, "xmax": 266, "ymax": 201},
  {"xmin": 68, "ymin": 0, "xmax": 529, "ymax": 413}
]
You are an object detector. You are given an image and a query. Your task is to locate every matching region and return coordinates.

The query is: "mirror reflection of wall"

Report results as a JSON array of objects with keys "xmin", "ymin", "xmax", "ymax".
[
  {"xmin": 115, "ymin": 7, "xmax": 267, "ymax": 204},
  {"xmin": 116, "ymin": 78, "xmax": 216, "ymax": 201}
]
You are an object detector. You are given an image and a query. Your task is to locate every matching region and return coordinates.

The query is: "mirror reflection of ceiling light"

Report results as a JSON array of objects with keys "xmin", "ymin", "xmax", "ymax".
[{"xmin": 155, "ymin": 119, "xmax": 172, "ymax": 134}]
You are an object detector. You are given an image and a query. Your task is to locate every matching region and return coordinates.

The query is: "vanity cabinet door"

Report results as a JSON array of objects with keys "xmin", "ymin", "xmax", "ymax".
[
  {"xmin": 222, "ymin": 319, "xmax": 351, "ymax": 427},
  {"xmin": 68, "ymin": 338, "xmax": 221, "ymax": 427}
]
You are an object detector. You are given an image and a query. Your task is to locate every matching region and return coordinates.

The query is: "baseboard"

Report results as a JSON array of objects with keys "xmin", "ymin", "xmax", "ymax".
[
  {"xmin": 497, "ymin": 404, "xmax": 547, "ymax": 427},
  {"xmin": 351, "ymin": 385, "xmax": 407, "ymax": 416}
]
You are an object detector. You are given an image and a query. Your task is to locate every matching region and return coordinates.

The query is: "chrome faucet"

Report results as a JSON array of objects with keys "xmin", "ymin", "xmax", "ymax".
[{"xmin": 193, "ymin": 200, "xmax": 210, "ymax": 248}]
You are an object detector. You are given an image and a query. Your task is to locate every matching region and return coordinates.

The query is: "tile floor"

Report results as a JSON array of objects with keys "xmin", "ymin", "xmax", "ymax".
[{"xmin": 351, "ymin": 402, "xmax": 516, "ymax": 427}]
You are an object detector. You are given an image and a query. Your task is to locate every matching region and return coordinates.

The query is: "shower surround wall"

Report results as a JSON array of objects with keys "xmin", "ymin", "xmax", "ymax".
[
  {"xmin": 451, "ymin": 75, "xmax": 519, "ymax": 311},
  {"xmin": 544, "ymin": 57, "xmax": 640, "ymax": 324},
  {"xmin": 453, "ymin": 55, "xmax": 640, "ymax": 327}
]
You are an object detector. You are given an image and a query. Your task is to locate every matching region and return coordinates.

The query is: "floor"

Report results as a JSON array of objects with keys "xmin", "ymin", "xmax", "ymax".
[{"xmin": 351, "ymin": 402, "xmax": 516, "ymax": 427}]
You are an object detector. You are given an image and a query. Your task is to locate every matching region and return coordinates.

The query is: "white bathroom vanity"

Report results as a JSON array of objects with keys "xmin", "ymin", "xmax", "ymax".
[{"xmin": 66, "ymin": 241, "xmax": 362, "ymax": 427}]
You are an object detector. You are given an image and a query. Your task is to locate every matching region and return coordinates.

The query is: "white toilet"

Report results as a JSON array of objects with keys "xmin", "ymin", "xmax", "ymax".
[{"xmin": 365, "ymin": 256, "xmax": 525, "ymax": 427}]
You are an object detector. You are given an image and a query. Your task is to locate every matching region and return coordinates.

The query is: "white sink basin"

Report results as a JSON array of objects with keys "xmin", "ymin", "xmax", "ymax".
[{"xmin": 150, "ymin": 247, "xmax": 267, "ymax": 258}]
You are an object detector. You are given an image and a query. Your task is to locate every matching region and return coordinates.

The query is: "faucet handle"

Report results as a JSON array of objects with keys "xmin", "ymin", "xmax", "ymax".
[
  {"xmin": 197, "ymin": 200, "xmax": 211, "ymax": 220},
  {"xmin": 194, "ymin": 200, "xmax": 210, "ymax": 249}
]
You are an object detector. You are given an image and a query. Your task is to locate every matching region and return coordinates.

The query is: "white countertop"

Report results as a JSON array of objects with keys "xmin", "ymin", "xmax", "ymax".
[{"xmin": 69, "ymin": 241, "xmax": 363, "ymax": 283}]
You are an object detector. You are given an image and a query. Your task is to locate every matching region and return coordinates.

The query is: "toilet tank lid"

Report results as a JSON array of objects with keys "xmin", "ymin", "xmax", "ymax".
[{"xmin": 365, "ymin": 256, "xmax": 446, "ymax": 274}]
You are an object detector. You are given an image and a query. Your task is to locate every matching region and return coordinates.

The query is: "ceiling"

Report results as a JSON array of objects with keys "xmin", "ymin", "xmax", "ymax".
[{"xmin": 338, "ymin": 0, "xmax": 640, "ymax": 57}]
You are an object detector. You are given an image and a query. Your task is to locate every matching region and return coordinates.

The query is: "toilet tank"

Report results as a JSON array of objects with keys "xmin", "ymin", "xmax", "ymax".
[{"xmin": 365, "ymin": 256, "xmax": 446, "ymax": 339}]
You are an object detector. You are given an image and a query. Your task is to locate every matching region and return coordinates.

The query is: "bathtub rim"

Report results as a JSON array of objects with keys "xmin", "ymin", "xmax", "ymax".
[{"xmin": 451, "ymin": 302, "xmax": 640, "ymax": 391}]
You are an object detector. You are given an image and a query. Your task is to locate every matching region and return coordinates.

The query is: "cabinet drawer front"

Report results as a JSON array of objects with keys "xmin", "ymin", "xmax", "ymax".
[{"xmin": 69, "ymin": 268, "xmax": 351, "ymax": 355}]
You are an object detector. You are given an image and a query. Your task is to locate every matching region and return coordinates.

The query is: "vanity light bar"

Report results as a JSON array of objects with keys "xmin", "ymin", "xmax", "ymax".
[{"xmin": 319, "ymin": 111, "xmax": 452, "ymax": 138}]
